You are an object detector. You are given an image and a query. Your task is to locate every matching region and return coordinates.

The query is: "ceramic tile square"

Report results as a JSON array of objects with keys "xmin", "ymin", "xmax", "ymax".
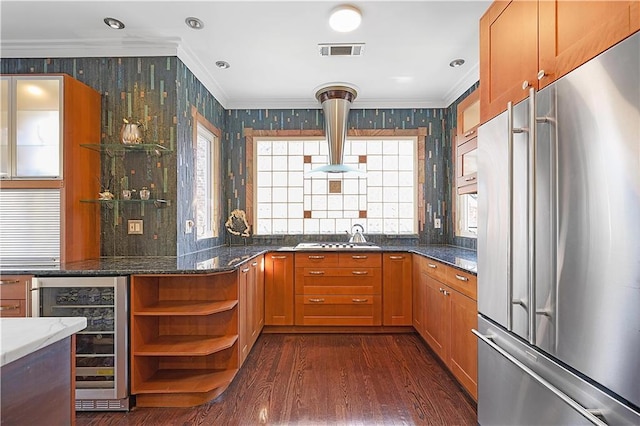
[{"xmin": 329, "ymin": 180, "xmax": 342, "ymax": 194}]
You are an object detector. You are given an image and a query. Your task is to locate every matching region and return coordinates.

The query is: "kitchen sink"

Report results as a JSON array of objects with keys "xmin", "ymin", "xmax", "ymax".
[{"xmin": 293, "ymin": 242, "xmax": 381, "ymax": 250}]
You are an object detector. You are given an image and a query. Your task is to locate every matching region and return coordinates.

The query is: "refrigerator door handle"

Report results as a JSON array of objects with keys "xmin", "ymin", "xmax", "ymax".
[
  {"xmin": 527, "ymin": 87, "xmax": 537, "ymax": 345},
  {"xmin": 507, "ymin": 102, "xmax": 515, "ymax": 331},
  {"xmin": 472, "ymin": 329, "xmax": 608, "ymax": 426}
]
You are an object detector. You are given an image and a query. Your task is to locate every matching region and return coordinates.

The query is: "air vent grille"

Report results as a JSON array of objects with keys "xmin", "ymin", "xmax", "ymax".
[{"xmin": 318, "ymin": 43, "xmax": 365, "ymax": 57}]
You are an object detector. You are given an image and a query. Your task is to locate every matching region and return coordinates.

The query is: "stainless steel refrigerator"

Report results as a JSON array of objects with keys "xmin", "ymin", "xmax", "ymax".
[{"xmin": 476, "ymin": 32, "xmax": 640, "ymax": 425}]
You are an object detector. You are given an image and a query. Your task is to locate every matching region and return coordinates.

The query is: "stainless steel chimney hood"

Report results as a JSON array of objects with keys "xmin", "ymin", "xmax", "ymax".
[{"xmin": 312, "ymin": 84, "xmax": 360, "ymax": 173}]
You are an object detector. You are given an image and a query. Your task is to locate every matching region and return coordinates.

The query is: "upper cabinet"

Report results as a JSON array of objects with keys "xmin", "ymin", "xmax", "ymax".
[
  {"xmin": 480, "ymin": 0, "xmax": 640, "ymax": 123},
  {"xmin": 456, "ymin": 89, "xmax": 479, "ymax": 195}
]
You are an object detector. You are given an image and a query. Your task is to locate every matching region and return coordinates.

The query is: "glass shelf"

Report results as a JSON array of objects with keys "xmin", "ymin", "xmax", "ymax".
[
  {"xmin": 80, "ymin": 143, "xmax": 172, "ymax": 156},
  {"xmin": 80, "ymin": 199, "xmax": 170, "ymax": 209}
]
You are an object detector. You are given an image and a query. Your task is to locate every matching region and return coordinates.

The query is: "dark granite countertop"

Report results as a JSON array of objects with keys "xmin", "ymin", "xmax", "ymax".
[{"xmin": 3, "ymin": 244, "xmax": 476, "ymax": 276}]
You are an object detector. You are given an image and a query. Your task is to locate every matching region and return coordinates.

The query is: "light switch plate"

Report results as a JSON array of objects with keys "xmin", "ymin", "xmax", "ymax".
[
  {"xmin": 128, "ymin": 219, "xmax": 143, "ymax": 235},
  {"xmin": 434, "ymin": 218, "xmax": 442, "ymax": 229}
]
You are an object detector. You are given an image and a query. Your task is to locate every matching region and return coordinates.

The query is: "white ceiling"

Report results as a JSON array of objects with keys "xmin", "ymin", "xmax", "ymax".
[{"xmin": 0, "ymin": 0, "xmax": 491, "ymax": 110}]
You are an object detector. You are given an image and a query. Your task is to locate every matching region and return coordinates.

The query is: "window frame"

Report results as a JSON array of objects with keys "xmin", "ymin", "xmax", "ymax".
[{"xmin": 192, "ymin": 107, "xmax": 221, "ymax": 241}]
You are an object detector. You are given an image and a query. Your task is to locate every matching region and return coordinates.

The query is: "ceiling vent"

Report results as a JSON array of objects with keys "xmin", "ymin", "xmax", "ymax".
[{"xmin": 318, "ymin": 43, "xmax": 365, "ymax": 57}]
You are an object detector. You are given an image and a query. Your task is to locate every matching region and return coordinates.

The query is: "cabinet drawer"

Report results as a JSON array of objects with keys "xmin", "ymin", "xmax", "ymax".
[
  {"xmin": 0, "ymin": 299, "xmax": 27, "ymax": 317},
  {"xmin": 442, "ymin": 268, "xmax": 477, "ymax": 301},
  {"xmin": 295, "ymin": 295, "xmax": 382, "ymax": 326},
  {"xmin": 295, "ymin": 253, "xmax": 339, "ymax": 267},
  {"xmin": 295, "ymin": 268, "xmax": 381, "ymax": 295},
  {"xmin": 422, "ymin": 259, "xmax": 449, "ymax": 283},
  {"xmin": 0, "ymin": 276, "xmax": 30, "ymax": 299},
  {"xmin": 338, "ymin": 253, "xmax": 381, "ymax": 267}
]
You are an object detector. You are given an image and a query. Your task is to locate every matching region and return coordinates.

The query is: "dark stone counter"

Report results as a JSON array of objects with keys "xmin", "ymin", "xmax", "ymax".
[{"xmin": 4, "ymin": 245, "xmax": 476, "ymax": 276}]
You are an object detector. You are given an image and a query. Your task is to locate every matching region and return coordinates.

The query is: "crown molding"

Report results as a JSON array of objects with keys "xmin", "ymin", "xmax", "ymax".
[
  {"xmin": 441, "ymin": 62, "xmax": 479, "ymax": 107},
  {"xmin": 175, "ymin": 43, "xmax": 229, "ymax": 109}
]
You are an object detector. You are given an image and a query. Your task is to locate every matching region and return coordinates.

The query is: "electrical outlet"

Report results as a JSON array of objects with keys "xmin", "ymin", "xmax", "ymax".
[
  {"xmin": 434, "ymin": 218, "xmax": 442, "ymax": 229},
  {"xmin": 185, "ymin": 220, "xmax": 194, "ymax": 234},
  {"xmin": 128, "ymin": 220, "xmax": 143, "ymax": 235}
]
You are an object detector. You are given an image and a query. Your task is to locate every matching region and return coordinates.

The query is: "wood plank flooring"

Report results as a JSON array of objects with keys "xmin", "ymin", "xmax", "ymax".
[{"xmin": 77, "ymin": 333, "xmax": 477, "ymax": 425}]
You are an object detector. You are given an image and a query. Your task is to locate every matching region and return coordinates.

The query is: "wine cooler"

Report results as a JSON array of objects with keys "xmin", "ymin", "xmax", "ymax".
[{"xmin": 31, "ymin": 276, "xmax": 129, "ymax": 411}]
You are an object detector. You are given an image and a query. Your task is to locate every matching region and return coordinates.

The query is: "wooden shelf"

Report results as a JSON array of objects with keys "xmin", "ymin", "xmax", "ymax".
[
  {"xmin": 134, "ymin": 369, "xmax": 238, "ymax": 394},
  {"xmin": 134, "ymin": 300, "xmax": 238, "ymax": 316},
  {"xmin": 80, "ymin": 143, "xmax": 172, "ymax": 156},
  {"xmin": 134, "ymin": 335, "xmax": 238, "ymax": 356}
]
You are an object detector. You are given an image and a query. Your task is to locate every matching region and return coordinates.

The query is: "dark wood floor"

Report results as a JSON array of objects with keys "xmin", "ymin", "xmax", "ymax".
[{"xmin": 77, "ymin": 333, "xmax": 477, "ymax": 425}]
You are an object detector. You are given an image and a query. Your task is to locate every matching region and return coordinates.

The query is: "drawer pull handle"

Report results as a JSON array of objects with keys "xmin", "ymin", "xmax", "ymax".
[
  {"xmin": 271, "ymin": 255, "xmax": 288, "ymax": 259},
  {"xmin": 241, "ymin": 268, "xmax": 250, "ymax": 273},
  {"xmin": 464, "ymin": 176, "xmax": 476, "ymax": 182},
  {"xmin": 351, "ymin": 255, "xmax": 368, "ymax": 259},
  {"xmin": 352, "ymin": 298, "xmax": 368, "ymax": 303},
  {"xmin": 0, "ymin": 304, "xmax": 20, "ymax": 311},
  {"xmin": 352, "ymin": 271, "xmax": 368, "ymax": 275},
  {"xmin": 0, "ymin": 280, "xmax": 20, "ymax": 285},
  {"xmin": 309, "ymin": 298, "xmax": 325, "ymax": 303},
  {"xmin": 308, "ymin": 255, "xmax": 325, "ymax": 259},
  {"xmin": 463, "ymin": 129, "xmax": 475, "ymax": 137},
  {"xmin": 455, "ymin": 274, "xmax": 469, "ymax": 282},
  {"xmin": 309, "ymin": 271, "xmax": 325, "ymax": 275},
  {"xmin": 252, "ymin": 262, "xmax": 258, "ymax": 266},
  {"xmin": 428, "ymin": 263, "xmax": 437, "ymax": 269},
  {"xmin": 389, "ymin": 255, "xmax": 404, "ymax": 260}
]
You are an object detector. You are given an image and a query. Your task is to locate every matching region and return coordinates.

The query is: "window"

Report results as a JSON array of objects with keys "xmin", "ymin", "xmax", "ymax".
[
  {"xmin": 194, "ymin": 115, "xmax": 220, "ymax": 240},
  {"xmin": 254, "ymin": 137, "xmax": 417, "ymax": 235},
  {"xmin": 456, "ymin": 193, "xmax": 478, "ymax": 238}
]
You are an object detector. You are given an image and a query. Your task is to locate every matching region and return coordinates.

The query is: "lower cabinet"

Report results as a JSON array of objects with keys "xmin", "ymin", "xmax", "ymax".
[
  {"xmin": 239, "ymin": 255, "xmax": 264, "ymax": 364},
  {"xmin": 264, "ymin": 252, "xmax": 294, "ymax": 325},
  {"xmin": 294, "ymin": 252, "xmax": 382, "ymax": 326},
  {"xmin": 0, "ymin": 274, "xmax": 32, "ymax": 317},
  {"xmin": 382, "ymin": 253, "xmax": 412, "ymax": 326},
  {"xmin": 412, "ymin": 255, "xmax": 478, "ymax": 400},
  {"xmin": 130, "ymin": 272, "xmax": 240, "ymax": 407}
]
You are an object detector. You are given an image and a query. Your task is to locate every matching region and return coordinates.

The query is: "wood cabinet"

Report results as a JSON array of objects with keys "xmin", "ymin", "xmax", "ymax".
[
  {"xmin": 130, "ymin": 272, "xmax": 240, "ymax": 407},
  {"xmin": 480, "ymin": 0, "xmax": 640, "ymax": 123},
  {"xmin": 412, "ymin": 255, "xmax": 478, "ymax": 400},
  {"xmin": 239, "ymin": 256, "xmax": 264, "ymax": 364},
  {"xmin": 382, "ymin": 253, "xmax": 412, "ymax": 326},
  {"xmin": 0, "ymin": 74, "xmax": 101, "ymax": 264},
  {"xmin": 294, "ymin": 252, "xmax": 382, "ymax": 326},
  {"xmin": 455, "ymin": 88, "xmax": 479, "ymax": 195},
  {"xmin": 0, "ymin": 274, "xmax": 32, "ymax": 317},
  {"xmin": 264, "ymin": 252, "xmax": 294, "ymax": 325}
]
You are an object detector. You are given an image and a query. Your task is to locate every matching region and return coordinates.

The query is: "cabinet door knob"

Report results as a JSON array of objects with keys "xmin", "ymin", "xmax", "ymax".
[
  {"xmin": 455, "ymin": 274, "xmax": 469, "ymax": 282},
  {"xmin": 443, "ymin": 290, "xmax": 450, "ymax": 296},
  {"xmin": 522, "ymin": 80, "xmax": 531, "ymax": 90},
  {"xmin": 251, "ymin": 262, "xmax": 258, "ymax": 267},
  {"xmin": 241, "ymin": 268, "xmax": 250, "ymax": 273},
  {"xmin": 439, "ymin": 287, "xmax": 445, "ymax": 293},
  {"xmin": 537, "ymin": 70, "xmax": 546, "ymax": 80}
]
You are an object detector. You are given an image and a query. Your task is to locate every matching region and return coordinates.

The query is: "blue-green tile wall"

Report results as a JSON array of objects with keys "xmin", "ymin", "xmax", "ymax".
[
  {"xmin": 1, "ymin": 57, "xmax": 179, "ymax": 256},
  {"xmin": 2, "ymin": 55, "xmax": 477, "ymax": 255}
]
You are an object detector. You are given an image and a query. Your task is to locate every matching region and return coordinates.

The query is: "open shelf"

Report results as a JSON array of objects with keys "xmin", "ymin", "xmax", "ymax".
[
  {"xmin": 80, "ymin": 143, "xmax": 172, "ymax": 156},
  {"xmin": 133, "ymin": 368, "xmax": 238, "ymax": 394},
  {"xmin": 80, "ymin": 199, "xmax": 170, "ymax": 208},
  {"xmin": 134, "ymin": 335, "xmax": 238, "ymax": 356},
  {"xmin": 134, "ymin": 299, "xmax": 238, "ymax": 316}
]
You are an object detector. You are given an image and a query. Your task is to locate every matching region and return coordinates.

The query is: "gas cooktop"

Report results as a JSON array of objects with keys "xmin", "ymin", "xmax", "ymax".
[{"xmin": 293, "ymin": 242, "xmax": 381, "ymax": 250}]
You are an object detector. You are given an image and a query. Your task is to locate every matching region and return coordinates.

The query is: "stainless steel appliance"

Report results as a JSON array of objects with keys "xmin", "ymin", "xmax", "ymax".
[
  {"xmin": 294, "ymin": 242, "xmax": 380, "ymax": 250},
  {"xmin": 31, "ymin": 276, "xmax": 129, "ymax": 411},
  {"xmin": 476, "ymin": 32, "xmax": 640, "ymax": 425}
]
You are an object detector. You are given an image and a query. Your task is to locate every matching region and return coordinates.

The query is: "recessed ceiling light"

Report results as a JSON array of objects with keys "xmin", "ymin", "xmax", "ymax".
[
  {"xmin": 449, "ymin": 58, "xmax": 465, "ymax": 68},
  {"xmin": 185, "ymin": 17, "xmax": 204, "ymax": 30},
  {"xmin": 329, "ymin": 5, "xmax": 362, "ymax": 33},
  {"xmin": 215, "ymin": 61, "xmax": 230, "ymax": 69},
  {"xmin": 103, "ymin": 17, "xmax": 125, "ymax": 30}
]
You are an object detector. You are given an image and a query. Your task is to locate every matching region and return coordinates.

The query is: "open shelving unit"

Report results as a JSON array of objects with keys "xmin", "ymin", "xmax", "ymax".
[{"xmin": 130, "ymin": 272, "xmax": 240, "ymax": 407}]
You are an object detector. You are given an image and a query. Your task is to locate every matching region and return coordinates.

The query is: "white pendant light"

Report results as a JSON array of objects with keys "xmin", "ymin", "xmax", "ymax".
[{"xmin": 329, "ymin": 5, "xmax": 362, "ymax": 33}]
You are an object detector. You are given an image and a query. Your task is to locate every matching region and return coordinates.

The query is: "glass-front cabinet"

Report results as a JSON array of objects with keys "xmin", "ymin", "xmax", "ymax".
[{"xmin": 0, "ymin": 76, "xmax": 63, "ymax": 179}]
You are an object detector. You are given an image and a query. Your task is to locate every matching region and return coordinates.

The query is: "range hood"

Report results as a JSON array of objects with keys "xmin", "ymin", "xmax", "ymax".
[{"xmin": 312, "ymin": 84, "xmax": 360, "ymax": 173}]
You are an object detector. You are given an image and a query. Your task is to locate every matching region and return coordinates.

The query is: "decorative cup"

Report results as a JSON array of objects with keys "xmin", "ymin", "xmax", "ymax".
[
  {"xmin": 139, "ymin": 187, "xmax": 150, "ymax": 200},
  {"xmin": 122, "ymin": 189, "xmax": 132, "ymax": 200}
]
